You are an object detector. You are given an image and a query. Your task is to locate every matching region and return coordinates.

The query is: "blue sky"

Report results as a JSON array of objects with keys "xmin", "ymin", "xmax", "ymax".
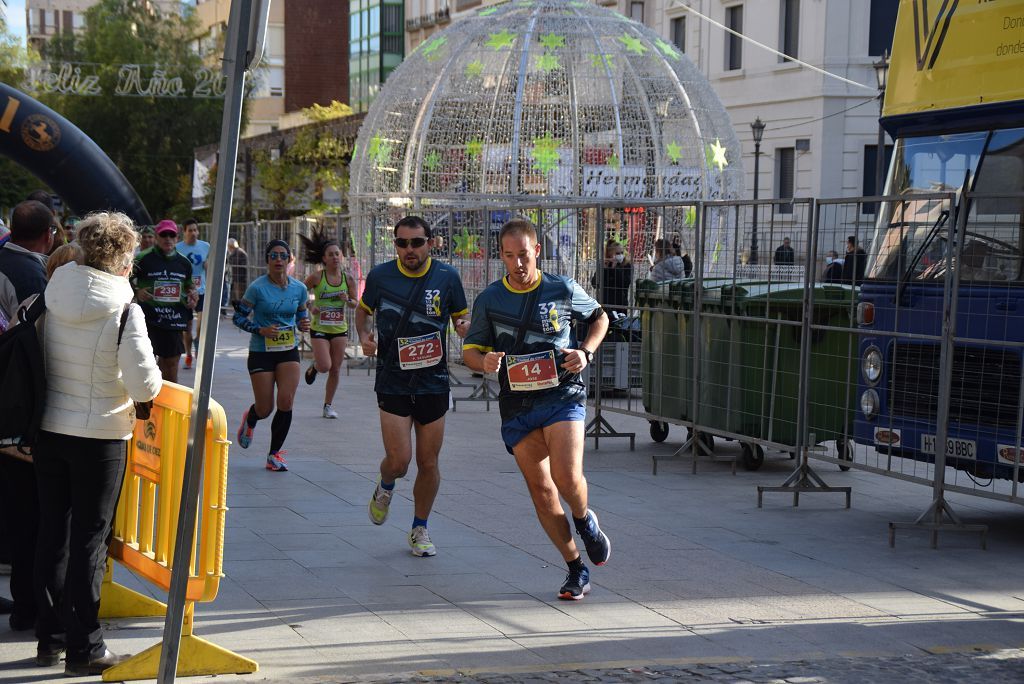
[{"xmin": 7, "ymin": 1, "xmax": 26, "ymax": 40}]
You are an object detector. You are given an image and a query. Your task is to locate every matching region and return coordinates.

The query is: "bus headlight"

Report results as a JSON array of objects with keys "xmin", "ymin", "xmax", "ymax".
[
  {"xmin": 860, "ymin": 389, "xmax": 879, "ymax": 420},
  {"xmin": 862, "ymin": 346, "xmax": 882, "ymax": 386}
]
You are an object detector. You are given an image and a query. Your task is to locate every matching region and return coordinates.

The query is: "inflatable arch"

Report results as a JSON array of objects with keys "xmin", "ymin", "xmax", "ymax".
[{"xmin": 0, "ymin": 82, "xmax": 152, "ymax": 225}]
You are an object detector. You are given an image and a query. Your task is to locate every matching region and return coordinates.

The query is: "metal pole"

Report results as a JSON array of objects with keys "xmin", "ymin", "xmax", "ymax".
[
  {"xmin": 157, "ymin": 1, "xmax": 269, "ymax": 682},
  {"xmin": 875, "ymin": 99, "xmax": 886, "ymax": 204},
  {"xmin": 751, "ymin": 141, "xmax": 760, "ymax": 264}
]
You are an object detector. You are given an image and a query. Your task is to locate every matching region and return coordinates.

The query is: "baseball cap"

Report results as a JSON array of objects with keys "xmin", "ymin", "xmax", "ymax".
[
  {"xmin": 155, "ymin": 219, "xmax": 178, "ymax": 236},
  {"xmin": 140, "ymin": 225, "xmax": 155, "ymax": 236}
]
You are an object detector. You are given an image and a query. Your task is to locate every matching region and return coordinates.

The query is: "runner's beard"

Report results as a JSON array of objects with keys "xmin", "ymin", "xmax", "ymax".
[{"xmin": 403, "ymin": 253, "xmax": 426, "ymax": 272}]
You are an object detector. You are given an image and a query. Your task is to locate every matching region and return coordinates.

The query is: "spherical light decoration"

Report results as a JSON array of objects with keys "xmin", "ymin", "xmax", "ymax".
[{"xmin": 350, "ymin": 0, "xmax": 745, "ymax": 209}]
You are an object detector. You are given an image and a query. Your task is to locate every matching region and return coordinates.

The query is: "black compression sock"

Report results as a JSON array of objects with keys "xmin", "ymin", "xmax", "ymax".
[
  {"xmin": 246, "ymin": 404, "xmax": 261, "ymax": 428},
  {"xmin": 567, "ymin": 555, "xmax": 585, "ymax": 572},
  {"xmin": 269, "ymin": 409, "xmax": 293, "ymax": 453}
]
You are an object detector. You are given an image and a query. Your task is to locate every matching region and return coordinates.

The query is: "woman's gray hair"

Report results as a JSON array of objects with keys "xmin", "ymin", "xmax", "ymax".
[{"xmin": 75, "ymin": 212, "xmax": 139, "ymax": 274}]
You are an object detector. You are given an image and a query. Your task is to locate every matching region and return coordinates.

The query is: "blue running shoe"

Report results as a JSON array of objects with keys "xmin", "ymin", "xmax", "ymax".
[
  {"xmin": 266, "ymin": 450, "xmax": 288, "ymax": 472},
  {"xmin": 575, "ymin": 509, "xmax": 611, "ymax": 566},
  {"xmin": 237, "ymin": 409, "xmax": 254, "ymax": 449},
  {"xmin": 558, "ymin": 564, "xmax": 590, "ymax": 601}
]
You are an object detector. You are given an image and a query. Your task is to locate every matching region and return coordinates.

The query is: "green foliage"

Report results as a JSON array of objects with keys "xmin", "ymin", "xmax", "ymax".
[
  {"xmin": 36, "ymin": 0, "xmax": 243, "ymax": 219},
  {"xmin": 253, "ymin": 150, "xmax": 310, "ymax": 219},
  {"xmin": 283, "ymin": 101, "xmax": 354, "ymax": 214}
]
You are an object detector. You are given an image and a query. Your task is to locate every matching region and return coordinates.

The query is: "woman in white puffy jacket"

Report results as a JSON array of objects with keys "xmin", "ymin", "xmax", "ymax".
[{"xmin": 33, "ymin": 212, "xmax": 162, "ymax": 676}]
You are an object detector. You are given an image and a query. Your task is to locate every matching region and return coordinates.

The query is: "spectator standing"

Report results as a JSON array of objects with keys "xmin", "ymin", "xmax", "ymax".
[
  {"xmin": 132, "ymin": 220, "xmax": 197, "ymax": 383},
  {"xmin": 774, "ymin": 237, "xmax": 795, "ymax": 265},
  {"xmin": 136, "ymin": 226, "xmax": 155, "ymax": 255},
  {"xmin": 33, "ymin": 212, "xmax": 162, "ymax": 675},
  {"xmin": 227, "ymin": 237, "xmax": 249, "ymax": 303},
  {"xmin": 822, "ymin": 250, "xmax": 843, "ymax": 283},
  {"xmin": 0, "ymin": 200, "xmax": 53, "ymax": 634},
  {"xmin": 842, "ymin": 235, "xmax": 867, "ymax": 286},
  {"xmin": 176, "ymin": 218, "xmax": 210, "ymax": 369},
  {"xmin": 650, "ymin": 238, "xmax": 686, "ymax": 282},
  {"xmin": 26, "ymin": 190, "xmax": 67, "ymax": 253},
  {"xmin": 592, "ymin": 239, "xmax": 633, "ymax": 316}
]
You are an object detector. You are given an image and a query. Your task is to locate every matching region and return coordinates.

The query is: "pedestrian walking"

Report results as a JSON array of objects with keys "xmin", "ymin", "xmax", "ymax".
[
  {"xmin": 463, "ymin": 218, "xmax": 611, "ymax": 601},
  {"xmin": 131, "ymin": 220, "xmax": 197, "ymax": 383},
  {"xmin": 300, "ymin": 228, "xmax": 358, "ymax": 419},
  {"xmin": 232, "ymin": 240, "xmax": 311, "ymax": 472},
  {"xmin": 355, "ymin": 216, "xmax": 469, "ymax": 557},
  {"xmin": 33, "ymin": 212, "xmax": 162, "ymax": 675}
]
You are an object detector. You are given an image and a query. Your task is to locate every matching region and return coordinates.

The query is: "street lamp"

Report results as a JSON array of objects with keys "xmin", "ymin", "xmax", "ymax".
[
  {"xmin": 750, "ymin": 116, "xmax": 766, "ymax": 264},
  {"xmin": 873, "ymin": 49, "xmax": 890, "ymax": 207}
]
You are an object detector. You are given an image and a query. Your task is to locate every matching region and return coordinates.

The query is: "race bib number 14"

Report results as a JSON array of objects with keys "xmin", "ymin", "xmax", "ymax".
[{"xmin": 506, "ymin": 350, "xmax": 559, "ymax": 391}]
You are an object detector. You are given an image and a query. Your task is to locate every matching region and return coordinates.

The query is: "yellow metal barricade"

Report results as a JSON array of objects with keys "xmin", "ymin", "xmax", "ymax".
[{"xmin": 99, "ymin": 381, "xmax": 257, "ymax": 681}]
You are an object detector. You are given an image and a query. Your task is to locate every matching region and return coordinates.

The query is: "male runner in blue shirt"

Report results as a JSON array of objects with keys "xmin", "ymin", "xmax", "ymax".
[
  {"xmin": 176, "ymin": 218, "xmax": 210, "ymax": 369},
  {"xmin": 356, "ymin": 216, "xmax": 470, "ymax": 557},
  {"xmin": 463, "ymin": 218, "xmax": 611, "ymax": 601}
]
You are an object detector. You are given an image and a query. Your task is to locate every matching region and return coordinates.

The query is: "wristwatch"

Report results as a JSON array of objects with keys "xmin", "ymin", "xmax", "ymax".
[{"xmin": 581, "ymin": 348, "xmax": 594, "ymax": 364}]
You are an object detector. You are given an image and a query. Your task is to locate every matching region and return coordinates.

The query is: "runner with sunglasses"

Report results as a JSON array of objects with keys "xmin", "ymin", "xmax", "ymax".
[
  {"xmin": 300, "ymin": 228, "xmax": 357, "ymax": 419},
  {"xmin": 356, "ymin": 216, "xmax": 469, "ymax": 557},
  {"xmin": 232, "ymin": 239, "xmax": 311, "ymax": 472}
]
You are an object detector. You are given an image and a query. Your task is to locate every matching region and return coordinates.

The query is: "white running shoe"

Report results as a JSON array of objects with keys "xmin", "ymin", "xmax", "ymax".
[
  {"xmin": 408, "ymin": 525, "xmax": 436, "ymax": 557},
  {"xmin": 322, "ymin": 403, "xmax": 338, "ymax": 419}
]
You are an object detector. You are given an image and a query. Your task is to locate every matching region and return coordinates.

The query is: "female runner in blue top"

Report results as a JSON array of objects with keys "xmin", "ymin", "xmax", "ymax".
[{"xmin": 232, "ymin": 239, "xmax": 311, "ymax": 471}]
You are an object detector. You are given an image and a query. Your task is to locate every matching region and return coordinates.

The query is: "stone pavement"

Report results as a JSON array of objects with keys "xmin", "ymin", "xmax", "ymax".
[{"xmin": 2, "ymin": 320, "xmax": 1024, "ymax": 683}]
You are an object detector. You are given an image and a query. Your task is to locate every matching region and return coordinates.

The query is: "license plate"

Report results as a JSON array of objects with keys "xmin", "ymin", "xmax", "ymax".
[{"xmin": 921, "ymin": 434, "xmax": 976, "ymax": 459}]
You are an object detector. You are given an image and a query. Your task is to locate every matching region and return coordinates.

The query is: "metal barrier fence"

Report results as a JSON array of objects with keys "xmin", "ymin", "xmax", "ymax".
[{"xmin": 201, "ymin": 194, "xmax": 1024, "ymax": 544}]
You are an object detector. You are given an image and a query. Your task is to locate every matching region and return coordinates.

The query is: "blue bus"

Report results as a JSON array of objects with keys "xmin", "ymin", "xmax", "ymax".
[{"xmin": 852, "ymin": 1, "xmax": 1024, "ymax": 481}]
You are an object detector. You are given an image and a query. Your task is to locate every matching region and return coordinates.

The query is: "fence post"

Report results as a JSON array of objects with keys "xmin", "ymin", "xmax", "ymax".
[{"xmin": 889, "ymin": 190, "xmax": 988, "ymax": 548}]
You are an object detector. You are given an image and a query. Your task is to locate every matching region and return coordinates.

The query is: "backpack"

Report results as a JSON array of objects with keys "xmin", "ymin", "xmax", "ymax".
[{"xmin": 0, "ymin": 292, "xmax": 47, "ymax": 453}]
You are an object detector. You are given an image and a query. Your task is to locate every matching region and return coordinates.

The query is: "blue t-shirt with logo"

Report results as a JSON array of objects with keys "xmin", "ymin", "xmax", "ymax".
[
  {"xmin": 359, "ymin": 257, "xmax": 469, "ymax": 395},
  {"xmin": 464, "ymin": 272, "xmax": 600, "ymax": 421},
  {"xmin": 241, "ymin": 275, "xmax": 309, "ymax": 352},
  {"xmin": 176, "ymin": 239, "xmax": 211, "ymax": 294}
]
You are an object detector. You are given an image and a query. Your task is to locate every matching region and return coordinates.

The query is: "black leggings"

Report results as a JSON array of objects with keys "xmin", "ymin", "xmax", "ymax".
[{"xmin": 33, "ymin": 431, "xmax": 127, "ymax": 660}]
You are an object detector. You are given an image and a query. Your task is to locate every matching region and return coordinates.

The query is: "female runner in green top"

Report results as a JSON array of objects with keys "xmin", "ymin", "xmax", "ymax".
[{"xmin": 300, "ymin": 228, "xmax": 358, "ymax": 419}]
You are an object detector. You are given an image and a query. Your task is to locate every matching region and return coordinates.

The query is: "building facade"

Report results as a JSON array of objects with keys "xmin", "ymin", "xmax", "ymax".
[
  {"xmin": 25, "ymin": 0, "xmax": 179, "ymax": 50},
  {"xmin": 350, "ymin": 0, "xmax": 404, "ymax": 113},
  {"xmin": 405, "ymin": 0, "xmax": 896, "ymax": 212},
  {"xmin": 195, "ymin": 0, "xmax": 349, "ymax": 137}
]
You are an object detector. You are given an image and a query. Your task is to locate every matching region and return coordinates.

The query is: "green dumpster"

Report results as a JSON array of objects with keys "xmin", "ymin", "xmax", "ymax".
[{"xmin": 709, "ymin": 281, "xmax": 857, "ymax": 469}]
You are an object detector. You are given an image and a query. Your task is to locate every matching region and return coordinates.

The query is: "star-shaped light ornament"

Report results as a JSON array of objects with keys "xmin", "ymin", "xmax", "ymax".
[
  {"xmin": 369, "ymin": 133, "xmax": 392, "ymax": 166},
  {"xmin": 538, "ymin": 33, "xmax": 565, "ymax": 51},
  {"xmin": 422, "ymin": 150, "xmax": 441, "ymax": 172},
  {"xmin": 466, "ymin": 139, "xmax": 484, "ymax": 159},
  {"xmin": 684, "ymin": 205, "xmax": 697, "ymax": 227},
  {"xmin": 708, "ymin": 139, "xmax": 729, "ymax": 171},
  {"xmin": 486, "ymin": 30, "xmax": 517, "ymax": 50},
  {"xmin": 530, "ymin": 133, "xmax": 561, "ymax": 175},
  {"xmin": 655, "ymin": 38, "xmax": 681, "ymax": 61},
  {"xmin": 421, "ymin": 36, "xmax": 447, "ymax": 61},
  {"xmin": 465, "ymin": 60, "xmax": 484, "ymax": 78},
  {"xmin": 453, "ymin": 229, "xmax": 482, "ymax": 258},
  {"xmin": 665, "ymin": 141, "xmax": 683, "ymax": 165},
  {"xmin": 618, "ymin": 33, "xmax": 647, "ymax": 55},
  {"xmin": 535, "ymin": 53, "xmax": 560, "ymax": 73},
  {"xmin": 588, "ymin": 53, "xmax": 614, "ymax": 69}
]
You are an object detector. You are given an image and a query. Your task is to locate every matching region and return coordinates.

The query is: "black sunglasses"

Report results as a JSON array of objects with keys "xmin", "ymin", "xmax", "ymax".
[{"xmin": 394, "ymin": 237, "xmax": 428, "ymax": 249}]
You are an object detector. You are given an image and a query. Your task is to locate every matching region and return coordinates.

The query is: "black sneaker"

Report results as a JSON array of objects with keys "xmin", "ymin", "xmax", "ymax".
[
  {"xmin": 558, "ymin": 564, "xmax": 591, "ymax": 601},
  {"xmin": 304, "ymin": 363, "xmax": 317, "ymax": 385},
  {"xmin": 36, "ymin": 641, "xmax": 64, "ymax": 667},
  {"xmin": 64, "ymin": 648, "xmax": 129, "ymax": 676},
  {"xmin": 574, "ymin": 509, "xmax": 611, "ymax": 566}
]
